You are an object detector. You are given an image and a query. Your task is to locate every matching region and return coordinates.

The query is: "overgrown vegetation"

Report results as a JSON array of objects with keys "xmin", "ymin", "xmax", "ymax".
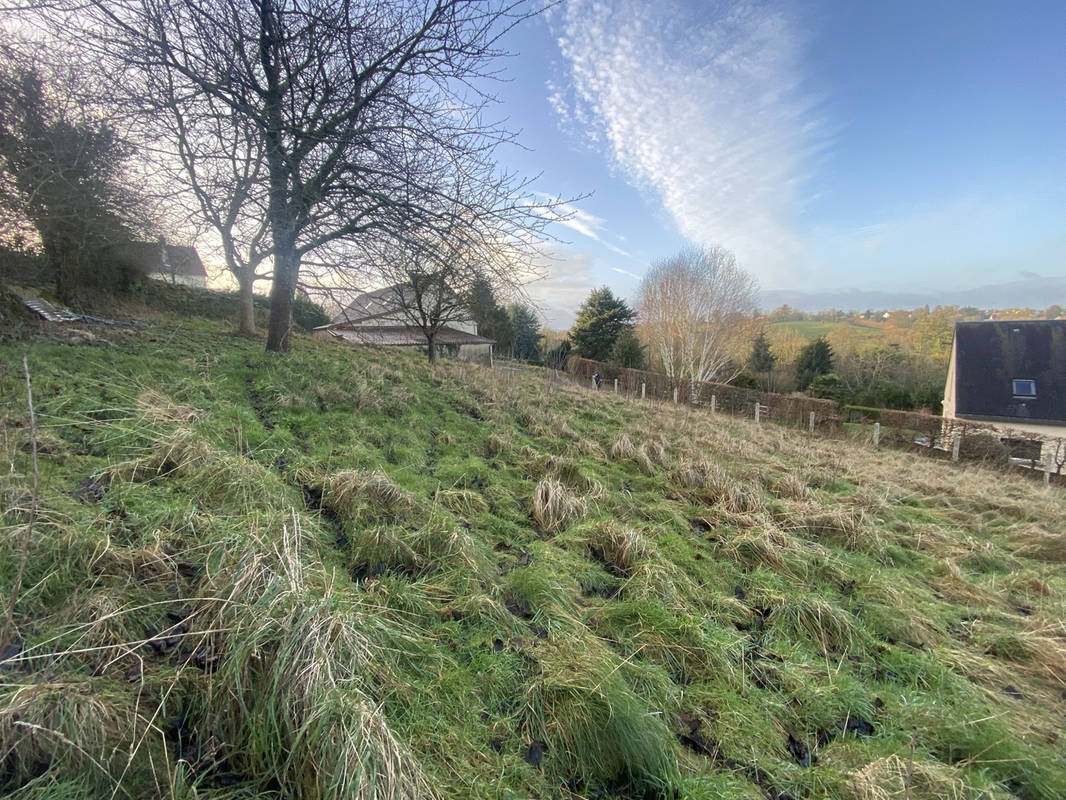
[{"xmin": 3, "ymin": 297, "xmax": 1066, "ymax": 799}]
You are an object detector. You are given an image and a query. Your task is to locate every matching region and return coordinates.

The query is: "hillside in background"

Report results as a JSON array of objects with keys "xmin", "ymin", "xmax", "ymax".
[{"xmin": 2, "ymin": 302, "xmax": 1066, "ymax": 800}]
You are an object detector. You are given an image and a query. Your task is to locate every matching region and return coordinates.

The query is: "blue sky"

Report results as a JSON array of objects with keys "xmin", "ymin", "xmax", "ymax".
[{"xmin": 490, "ymin": 0, "xmax": 1066, "ymax": 326}]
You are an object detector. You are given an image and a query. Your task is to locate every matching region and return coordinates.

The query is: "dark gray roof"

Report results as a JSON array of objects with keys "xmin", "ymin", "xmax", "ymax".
[
  {"xmin": 326, "ymin": 325, "xmax": 493, "ymax": 347},
  {"xmin": 330, "ymin": 284, "xmax": 471, "ymax": 325},
  {"xmin": 330, "ymin": 286, "xmax": 405, "ymax": 324},
  {"xmin": 953, "ymin": 320, "xmax": 1066, "ymax": 424}
]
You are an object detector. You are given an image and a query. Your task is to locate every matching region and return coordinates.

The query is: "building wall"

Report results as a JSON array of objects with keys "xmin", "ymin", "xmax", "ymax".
[
  {"xmin": 942, "ymin": 335, "xmax": 957, "ymax": 419},
  {"xmin": 456, "ymin": 342, "xmax": 493, "ymax": 365}
]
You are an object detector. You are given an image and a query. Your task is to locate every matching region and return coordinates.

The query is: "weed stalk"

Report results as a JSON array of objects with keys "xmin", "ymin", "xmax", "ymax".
[{"xmin": 2, "ymin": 355, "xmax": 39, "ymax": 656}]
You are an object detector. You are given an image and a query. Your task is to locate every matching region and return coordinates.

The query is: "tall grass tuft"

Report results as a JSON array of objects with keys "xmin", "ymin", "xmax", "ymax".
[
  {"xmin": 322, "ymin": 469, "xmax": 417, "ymax": 523},
  {"xmin": 522, "ymin": 637, "xmax": 679, "ymax": 793},
  {"xmin": 529, "ymin": 478, "xmax": 586, "ymax": 533},
  {"xmin": 195, "ymin": 513, "xmax": 436, "ymax": 800},
  {"xmin": 585, "ymin": 523, "xmax": 652, "ymax": 576},
  {"xmin": 609, "ymin": 433, "xmax": 637, "ymax": 461}
]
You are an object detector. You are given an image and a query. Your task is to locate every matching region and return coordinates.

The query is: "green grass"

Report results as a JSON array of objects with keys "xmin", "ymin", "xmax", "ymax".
[
  {"xmin": 2, "ymin": 298, "xmax": 1066, "ymax": 799},
  {"xmin": 771, "ymin": 319, "xmax": 886, "ymax": 342}
]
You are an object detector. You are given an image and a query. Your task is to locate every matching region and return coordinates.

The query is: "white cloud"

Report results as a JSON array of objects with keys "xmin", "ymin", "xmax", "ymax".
[
  {"xmin": 541, "ymin": 197, "xmax": 634, "ymax": 258},
  {"xmin": 611, "ymin": 266, "xmax": 643, "ymax": 281},
  {"xmin": 524, "ymin": 245, "xmax": 600, "ymax": 329},
  {"xmin": 550, "ymin": 0, "xmax": 823, "ymax": 284}
]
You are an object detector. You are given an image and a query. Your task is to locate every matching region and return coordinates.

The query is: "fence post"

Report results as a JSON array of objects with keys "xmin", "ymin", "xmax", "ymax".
[
  {"xmin": 673, "ymin": 387, "xmax": 678, "ymax": 404},
  {"xmin": 641, "ymin": 382, "xmax": 646, "ymax": 400},
  {"xmin": 1045, "ymin": 447, "xmax": 1053, "ymax": 485},
  {"xmin": 710, "ymin": 395, "xmax": 717, "ymax": 413},
  {"xmin": 754, "ymin": 402, "xmax": 761, "ymax": 424},
  {"xmin": 809, "ymin": 411, "xmax": 815, "ymax": 434},
  {"xmin": 952, "ymin": 433, "xmax": 961, "ymax": 462},
  {"xmin": 613, "ymin": 378, "xmax": 618, "ymax": 393},
  {"xmin": 873, "ymin": 422, "xmax": 881, "ymax": 448}
]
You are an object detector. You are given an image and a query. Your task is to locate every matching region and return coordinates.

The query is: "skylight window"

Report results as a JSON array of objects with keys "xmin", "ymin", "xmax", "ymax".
[{"xmin": 1012, "ymin": 379, "xmax": 1036, "ymax": 397}]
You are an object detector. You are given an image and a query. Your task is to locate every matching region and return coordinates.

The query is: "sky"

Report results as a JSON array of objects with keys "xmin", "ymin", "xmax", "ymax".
[{"xmin": 488, "ymin": 0, "xmax": 1066, "ymax": 327}]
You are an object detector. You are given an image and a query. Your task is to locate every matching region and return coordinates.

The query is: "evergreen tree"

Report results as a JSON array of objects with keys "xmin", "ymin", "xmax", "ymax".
[
  {"xmin": 747, "ymin": 331, "xmax": 777, "ymax": 390},
  {"xmin": 567, "ymin": 287, "xmax": 637, "ymax": 362},
  {"xmin": 747, "ymin": 332, "xmax": 776, "ymax": 374},
  {"xmin": 509, "ymin": 303, "xmax": 542, "ymax": 361},
  {"xmin": 467, "ymin": 276, "xmax": 513, "ymax": 354},
  {"xmin": 795, "ymin": 337, "xmax": 834, "ymax": 391},
  {"xmin": 608, "ymin": 327, "xmax": 646, "ymax": 369},
  {"xmin": 0, "ymin": 65, "xmax": 141, "ymax": 301}
]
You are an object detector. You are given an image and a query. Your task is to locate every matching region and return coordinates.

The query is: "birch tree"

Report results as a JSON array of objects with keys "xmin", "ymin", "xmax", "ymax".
[{"xmin": 637, "ymin": 246, "xmax": 758, "ymax": 393}]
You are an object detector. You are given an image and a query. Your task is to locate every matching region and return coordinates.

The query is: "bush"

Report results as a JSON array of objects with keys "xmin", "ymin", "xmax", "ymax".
[
  {"xmin": 958, "ymin": 432, "xmax": 1010, "ymax": 464},
  {"xmin": 292, "ymin": 292, "xmax": 331, "ymax": 330},
  {"xmin": 808, "ymin": 372, "xmax": 844, "ymax": 402}
]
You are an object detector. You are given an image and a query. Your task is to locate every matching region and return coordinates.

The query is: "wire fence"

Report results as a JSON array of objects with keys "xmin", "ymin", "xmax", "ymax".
[{"xmin": 563, "ymin": 356, "xmax": 1066, "ymax": 484}]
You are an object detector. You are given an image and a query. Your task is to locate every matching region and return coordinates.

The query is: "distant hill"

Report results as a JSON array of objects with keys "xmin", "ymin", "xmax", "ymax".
[{"xmin": 761, "ymin": 274, "xmax": 1066, "ymax": 313}]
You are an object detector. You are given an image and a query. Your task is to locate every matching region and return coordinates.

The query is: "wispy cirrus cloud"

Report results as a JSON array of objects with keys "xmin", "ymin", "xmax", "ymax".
[
  {"xmin": 542, "ymin": 197, "xmax": 634, "ymax": 258},
  {"xmin": 549, "ymin": 0, "xmax": 824, "ymax": 284},
  {"xmin": 611, "ymin": 266, "xmax": 643, "ymax": 281}
]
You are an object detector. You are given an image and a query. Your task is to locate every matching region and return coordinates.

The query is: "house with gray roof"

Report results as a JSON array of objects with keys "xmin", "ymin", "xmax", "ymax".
[
  {"xmin": 318, "ymin": 285, "xmax": 495, "ymax": 364},
  {"xmin": 942, "ymin": 319, "xmax": 1066, "ymax": 461}
]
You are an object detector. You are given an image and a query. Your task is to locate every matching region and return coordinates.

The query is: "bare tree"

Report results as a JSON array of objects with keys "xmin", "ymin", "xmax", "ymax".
[
  {"xmin": 369, "ymin": 183, "xmax": 541, "ymax": 361},
  {"xmin": 23, "ymin": 0, "xmax": 556, "ymax": 351},
  {"xmin": 637, "ymin": 246, "xmax": 758, "ymax": 394},
  {"xmin": 150, "ymin": 83, "xmax": 271, "ymax": 334}
]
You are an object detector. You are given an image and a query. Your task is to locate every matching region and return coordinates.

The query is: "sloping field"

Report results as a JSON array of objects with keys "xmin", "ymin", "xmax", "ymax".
[
  {"xmin": 770, "ymin": 320, "xmax": 885, "ymax": 343},
  {"xmin": 2, "ymin": 315, "xmax": 1066, "ymax": 799}
]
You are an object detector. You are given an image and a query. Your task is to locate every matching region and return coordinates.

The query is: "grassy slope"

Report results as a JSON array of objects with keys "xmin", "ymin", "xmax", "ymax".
[
  {"xmin": 770, "ymin": 320, "xmax": 884, "ymax": 342},
  {"xmin": 2, "ymin": 311, "xmax": 1066, "ymax": 800}
]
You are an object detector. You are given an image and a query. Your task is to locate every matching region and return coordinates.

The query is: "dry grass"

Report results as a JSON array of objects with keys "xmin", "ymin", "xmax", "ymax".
[
  {"xmin": 789, "ymin": 505, "xmax": 885, "ymax": 557},
  {"xmin": 585, "ymin": 523, "xmax": 652, "ymax": 576},
  {"xmin": 197, "ymin": 513, "xmax": 438, "ymax": 800},
  {"xmin": 847, "ymin": 754, "xmax": 969, "ymax": 800},
  {"xmin": 134, "ymin": 388, "xmax": 198, "ymax": 424},
  {"xmin": 0, "ymin": 680, "xmax": 168, "ymax": 790},
  {"xmin": 721, "ymin": 525, "xmax": 804, "ymax": 579},
  {"xmin": 322, "ymin": 469, "xmax": 417, "ymax": 522},
  {"xmin": 529, "ymin": 478, "xmax": 587, "ymax": 533},
  {"xmin": 434, "ymin": 488, "xmax": 489, "ymax": 517},
  {"xmin": 610, "ymin": 433, "xmax": 637, "ymax": 461},
  {"xmin": 670, "ymin": 459, "xmax": 726, "ymax": 491}
]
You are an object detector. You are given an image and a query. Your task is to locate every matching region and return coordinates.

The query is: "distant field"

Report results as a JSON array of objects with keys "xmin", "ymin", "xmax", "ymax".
[{"xmin": 771, "ymin": 319, "xmax": 886, "ymax": 341}]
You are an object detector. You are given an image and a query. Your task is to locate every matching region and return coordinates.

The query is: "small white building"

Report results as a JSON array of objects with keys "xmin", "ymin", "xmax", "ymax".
[{"xmin": 318, "ymin": 285, "xmax": 494, "ymax": 364}]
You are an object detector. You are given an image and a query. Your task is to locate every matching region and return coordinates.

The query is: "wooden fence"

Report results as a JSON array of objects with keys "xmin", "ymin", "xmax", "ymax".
[{"xmin": 564, "ymin": 355, "xmax": 1066, "ymax": 481}]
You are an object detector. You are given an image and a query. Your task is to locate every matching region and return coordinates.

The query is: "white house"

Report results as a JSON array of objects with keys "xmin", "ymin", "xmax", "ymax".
[{"xmin": 318, "ymin": 285, "xmax": 494, "ymax": 364}]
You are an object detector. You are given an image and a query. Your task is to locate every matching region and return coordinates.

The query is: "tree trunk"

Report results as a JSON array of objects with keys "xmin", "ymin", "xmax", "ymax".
[
  {"xmin": 236, "ymin": 269, "xmax": 256, "ymax": 335},
  {"xmin": 265, "ymin": 243, "xmax": 296, "ymax": 352},
  {"xmin": 261, "ymin": 0, "xmax": 297, "ymax": 354},
  {"xmin": 427, "ymin": 331, "xmax": 438, "ymax": 362}
]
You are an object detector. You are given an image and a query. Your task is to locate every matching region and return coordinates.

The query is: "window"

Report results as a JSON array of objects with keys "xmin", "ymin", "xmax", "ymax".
[{"xmin": 1012, "ymin": 379, "xmax": 1036, "ymax": 397}]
